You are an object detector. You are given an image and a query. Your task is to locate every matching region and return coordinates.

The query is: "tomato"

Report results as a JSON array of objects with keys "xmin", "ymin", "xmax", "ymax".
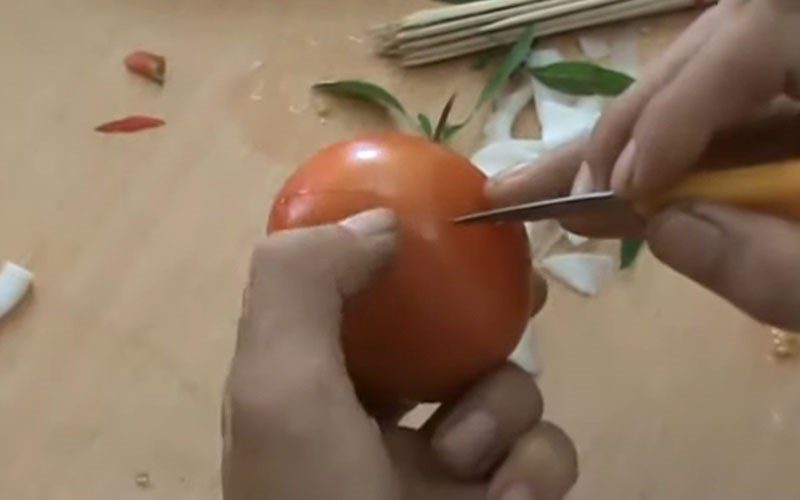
[{"xmin": 268, "ymin": 133, "xmax": 536, "ymax": 403}]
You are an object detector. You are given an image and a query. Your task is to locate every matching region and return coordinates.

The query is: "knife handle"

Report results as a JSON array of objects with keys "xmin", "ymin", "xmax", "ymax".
[{"xmin": 638, "ymin": 158, "xmax": 800, "ymax": 219}]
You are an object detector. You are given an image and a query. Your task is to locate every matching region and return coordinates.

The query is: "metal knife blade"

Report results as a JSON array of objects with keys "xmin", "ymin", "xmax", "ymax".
[{"xmin": 453, "ymin": 191, "xmax": 630, "ymax": 224}]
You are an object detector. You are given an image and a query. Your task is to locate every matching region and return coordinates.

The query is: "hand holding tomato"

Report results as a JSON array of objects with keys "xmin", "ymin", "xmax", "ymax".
[
  {"xmin": 222, "ymin": 210, "xmax": 577, "ymax": 500},
  {"xmin": 269, "ymin": 133, "xmax": 546, "ymax": 403}
]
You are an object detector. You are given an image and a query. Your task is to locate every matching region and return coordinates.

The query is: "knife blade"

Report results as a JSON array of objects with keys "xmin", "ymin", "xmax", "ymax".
[{"xmin": 453, "ymin": 191, "xmax": 631, "ymax": 224}]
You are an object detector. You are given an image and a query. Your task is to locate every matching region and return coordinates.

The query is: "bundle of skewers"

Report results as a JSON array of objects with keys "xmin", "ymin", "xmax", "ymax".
[{"xmin": 373, "ymin": 0, "xmax": 716, "ymax": 67}]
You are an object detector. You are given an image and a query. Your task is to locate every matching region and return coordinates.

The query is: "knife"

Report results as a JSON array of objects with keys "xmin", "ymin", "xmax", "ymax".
[{"xmin": 454, "ymin": 158, "xmax": 800, "ymax": 224}]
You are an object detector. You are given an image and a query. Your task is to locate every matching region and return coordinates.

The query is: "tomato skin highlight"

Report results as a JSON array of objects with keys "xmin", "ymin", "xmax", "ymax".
[{"xmin": 268, "ymin": 133, "xmax": 536, "ymax": 403}]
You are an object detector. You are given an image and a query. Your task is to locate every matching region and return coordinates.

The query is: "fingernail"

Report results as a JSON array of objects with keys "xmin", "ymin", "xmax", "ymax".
[
  {"xmin": 571, "ymin": 161, "xmax": 594, "ymax": 195},
  {"xmin": 339, "ymin": 208, "xmax": 397, "ymax": 236},
  {"xmin": 499, "ymin": 483, "xmax": 536, "ymax": 500},
  {"xmin": 492, "ymin": 162, "xmax": 530, "ymax": 183},
  {"xmin": 610, "ymin": 140, "xmax": 637, "ymax": 195},
  {"xmin": 647, "ymin": 206, "xmax": 722, "ymax": 279},
  {"xmin": 434, "ymin": 410, "xmax": 497, "ymax": 473}
]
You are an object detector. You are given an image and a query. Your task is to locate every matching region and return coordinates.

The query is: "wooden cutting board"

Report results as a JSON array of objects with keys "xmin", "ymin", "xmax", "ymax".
[{"xmin": 1, "ymin": 1, "xmax": 797, "ymax": 498}]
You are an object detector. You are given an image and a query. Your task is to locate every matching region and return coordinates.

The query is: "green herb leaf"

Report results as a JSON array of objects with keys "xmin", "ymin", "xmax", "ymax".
[
  {"xmin": 313, "ymin": 80, "xmax": 410, "ymax": 118},
  {"xmin": 530, "ymin": 61, "xmax": 635, "ymax": 96},
  {"xmin": 417, "ymin": 113, "xmax": 433, "ymax": 138},
  {"xmin": 475, "ymin": 25, "xmax": 536, "ymax": 110},
  {"xmin": 436, "ymin": 0, "xmax": 484, "ymax": 3},
  {"xmin": 441, "ymin": 122, "xmax": 467, "ymax": 142},
  {"xmin": 472, "ymin": 48, "xmax": 501, "ymax": 71},
  {"xmin": 433, "ymin": 94, "xmax": 457, "ymax": 142},
  {"xmin": 620, "ymin": 239, "xmax": 645, "ymax": 269}
]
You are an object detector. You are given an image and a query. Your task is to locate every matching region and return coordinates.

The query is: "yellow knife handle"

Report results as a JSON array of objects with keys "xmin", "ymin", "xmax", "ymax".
[{"xmin": 637, "ymin": 159, "xmax": 800, "ymax": 219}]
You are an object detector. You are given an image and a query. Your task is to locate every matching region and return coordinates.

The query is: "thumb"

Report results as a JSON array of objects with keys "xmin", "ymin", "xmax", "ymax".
[
  {"xmin": 646, "ymin": 203, "xmax": 800, "ymax": 331},
  {"xmin": 224, "ymin": 208, "xmax": 400, "ymax": 500},
  {"xmin": 240, "ymin": 208, "xmax": 397, "ymax": 342}
]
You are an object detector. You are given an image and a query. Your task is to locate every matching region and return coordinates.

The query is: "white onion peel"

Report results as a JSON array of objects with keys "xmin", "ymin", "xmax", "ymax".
[
  {"xmin": 563, "ymin": 226, "xmax": 589, "ymax": 247},
  {"xmin": 509, "ymin": 321, "xmax": 539, "ymax": 375},
  {"xmin": 579, "ymin": 34, "xmax": 611, "ymax": 60},
  {"xmin": 470, "ymin": 139, "xmax": 545, "ymax": 178},
  {"xmin": 483, "ymin": 83, "xmax": 535, "ymax": 144},
  {"xmin": 541, "ymin": 253, "xmax": 614, "ymax": 297},
  {"xmin": 0, "ymin": 262, "xmax": 33, "ymax": 319},
  {"xmin": 539, "ymin": 99, "xmax": 600, "ymax": 148},
  {"xmin": 526, "ymin": 220, "xmax": 563, "ymax": 260},
  {"xmin": 610, "ymin": 26, "xmax": 639, "ymax": 77}
]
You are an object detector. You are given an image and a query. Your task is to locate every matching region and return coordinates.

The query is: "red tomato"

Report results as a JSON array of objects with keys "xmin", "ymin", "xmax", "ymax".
[{"xmin": 268, "ymin": 133, "xmax": 536, "ymax": 403}]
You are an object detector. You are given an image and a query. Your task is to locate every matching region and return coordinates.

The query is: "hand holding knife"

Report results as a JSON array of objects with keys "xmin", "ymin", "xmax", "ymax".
[{"xmin": 456, "ymin": 159, "xmax": 800, "ymax": 225}]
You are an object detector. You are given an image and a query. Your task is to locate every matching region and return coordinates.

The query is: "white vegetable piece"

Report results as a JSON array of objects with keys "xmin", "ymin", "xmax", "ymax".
[
  {"xmin": 525, "ymin": 220, "xmax": 563, "ymax": 260},
  {"xmin": 399, "ymin": 403, "xmax": 440, "ymax": 429},
  {"xmin": 541, "ymin": 253, "xmax": 614, "ymax": 297},
  {"xmin": 539, "ymin": 99, "xmax": 601, "ymax": 148},
  {"xmin": 483, "ymin": 83, "xmax": 535, "ymax": 144},
  {"xmin": 509, "ymin": 321, "xmax": 539, "ymax": 375},
  {"xmin": 574, "ymin": 96, "xmax": 605, "ymax": 115},
  {"xmin": 564, "ymin": 229, "xmax": 589, "ymax": 247},
  {"xmin": 527, "ymin": 49, "xmax": 602, "ymax": 148},
  {"xmin": 470, "ymin": 139, "xmax": 545, "ymax": 178},
  {"xmin": 0, "ymin": 261, "xmax": 33, "ymax": 319},
  {"xmin": 610, "ymin": 26, "xmax": 639, "ymax": 77},
  {"xmin": 578, "ymin": 34, "xmax": 611, "ymax": 60}
]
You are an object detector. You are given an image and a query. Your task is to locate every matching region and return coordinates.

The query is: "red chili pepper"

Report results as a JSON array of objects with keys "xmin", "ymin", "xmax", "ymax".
[
  {"xmin": 124, "ymin": 51, "xmax": 166, "ymax": 85},
  {"xmin": 95, "ymin": 115, "xmax": 165, "ymax": 133}
]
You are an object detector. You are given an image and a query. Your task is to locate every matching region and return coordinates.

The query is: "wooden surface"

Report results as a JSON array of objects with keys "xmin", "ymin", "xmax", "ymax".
[{"xmin": 1, "ymin": 1, "xmax": 799, "ymax": 499}]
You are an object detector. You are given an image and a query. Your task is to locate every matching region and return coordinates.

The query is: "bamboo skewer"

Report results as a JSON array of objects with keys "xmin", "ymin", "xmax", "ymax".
[
  {"xmin": 373, "ymin": 0, "xmax": 717, "ymax": 67},
  {"xmin": 375, "ymin": 0, "xmax": 578, "ymax": 53},
  {"xmin": 400, "ymin": 0, "xmax": 543, "ymax": 28},
  {"xmin": 399, "ymin": 0, "xmax": 630, "ymax": 52},
  {"xmin": 403, "ymin": 0, "xmax": 687, "ymax": 66},
  {"xmin": 485, "ymin": 0, "xmax": 627, "ymax": 31},
  {"xmin": 390, "ymin": 0, "xmax": 566, "ymax": 46},
  {"xmin": 402, "ymin": 0, "xmax": 684, "ymax": 64}
]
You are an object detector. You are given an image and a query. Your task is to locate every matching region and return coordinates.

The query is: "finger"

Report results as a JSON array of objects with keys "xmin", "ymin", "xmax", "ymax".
[
  {"xmin": 559, "ymin": 207, "xmax": 645, "ymax": 239},
  {"xmin": 647, "ymin": 203, "xmax": 800, "ymax": 331},
  {"xmin": 571, "ymin": 96, "xmax": 800, "ymax": 237},
  {"xmin": 585, "ymin": 2, "xmax": 733, "ymax": 190},
  {"xmin": 429, "ymin": 363, "xmax": 543, "ymax": 479},
  {"xmin": 696, "ymin": 97, "xmax": 800, "ymax": 170},
  {"xmin": 612, "ymin": 0, "xmax": 787, "ymax": 196},
  {"xmin": 488, "ymin": 421, "xmax": 578, "ymax": 500},
  {"xmin": 485, "ymin": 138, "xmax": 586, "ymax": 206}
]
